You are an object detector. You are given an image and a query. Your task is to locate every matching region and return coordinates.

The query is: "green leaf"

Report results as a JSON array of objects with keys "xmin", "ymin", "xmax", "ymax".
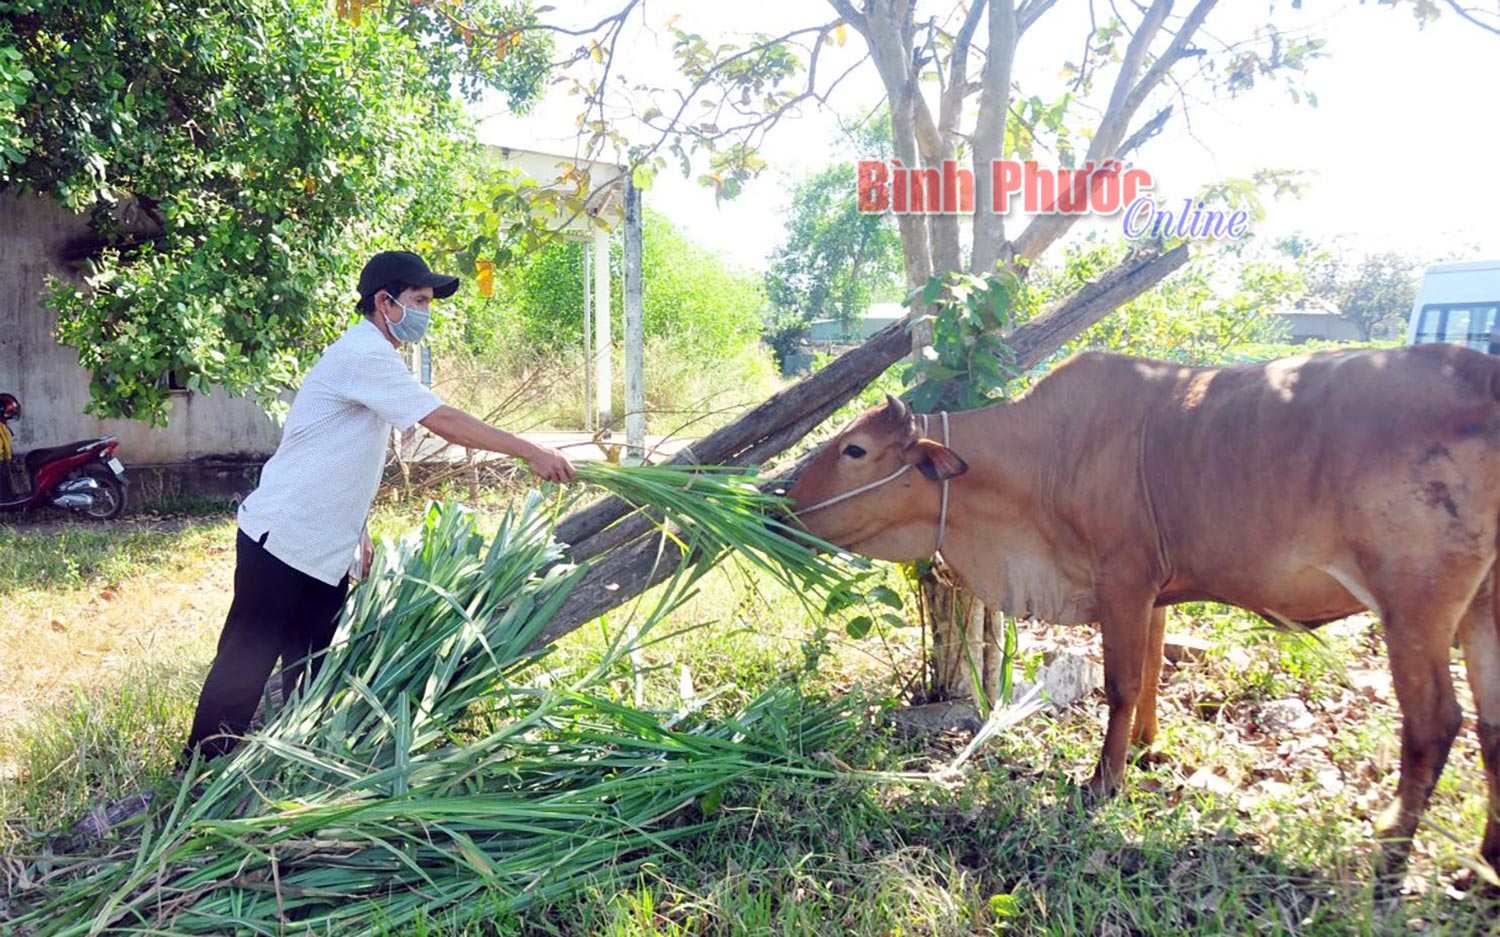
[
  {"xmin": 906, "ymin": 380, "xmax": 943, "ymax": 414},
  {"xmin": 868, "ymin": 585, "xmax": 903, "ymax": 609},
  {"xmin": 845, "ymin": 615, "xmax": 873, "ymax": 639},
  {"xmin": 823, "ymin": 585, "xmax": 862, "ymax": 617}
]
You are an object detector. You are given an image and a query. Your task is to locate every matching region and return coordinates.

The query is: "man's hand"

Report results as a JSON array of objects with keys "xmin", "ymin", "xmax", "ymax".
[
  {"xmin": 524, "ymin": 443, "xmax": 577, "ymax": 483},
  {"xmin": 358, "ymin": 527, "xmax": 374, "ymax": 579}
]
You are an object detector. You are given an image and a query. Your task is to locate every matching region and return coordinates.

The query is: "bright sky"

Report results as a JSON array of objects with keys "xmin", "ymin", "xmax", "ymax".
[{"xmin": 475, "ymin": 1, "xmax": 1499, "ymax": 271}]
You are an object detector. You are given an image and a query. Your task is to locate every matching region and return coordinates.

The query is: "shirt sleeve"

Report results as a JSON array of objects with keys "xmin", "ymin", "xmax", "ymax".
[{"xmin": 342, "ymin": 350, "xmax": 444, "ymax": 431}]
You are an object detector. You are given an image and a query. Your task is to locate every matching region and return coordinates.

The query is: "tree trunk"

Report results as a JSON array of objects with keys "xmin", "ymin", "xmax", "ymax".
[{"xmin": 921, "ymin": 563, "xmax": 1007, "ymax": 703}]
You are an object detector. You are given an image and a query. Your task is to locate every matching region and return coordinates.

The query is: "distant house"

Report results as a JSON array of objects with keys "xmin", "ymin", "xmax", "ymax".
[
  {"xmin": 776, "ymin": 302, "xmax": 907, "ymax": 376},
  {"xmin": 1273, "ymin": 309, "xmax": 1364, "ymax": 343},
  {"xmin": 806, "ymin": 302, "xmax": 906, "ymax": 345},
  {"xmin": 1266, "ymin": 297, "xmax": 1409, "ymax": 343}
]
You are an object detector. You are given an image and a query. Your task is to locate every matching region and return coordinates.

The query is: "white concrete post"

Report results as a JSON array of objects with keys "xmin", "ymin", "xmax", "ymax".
[
  {"xmin": 582, "ymin": 242, "xmax": 593, "ymax": 432},
  {"xmin": 623, "ymin": 180, "xmax": 645, "ymax": 460},
  {"xmin": 593, "ymin": 228, "xmax": 611, "ymax": 430}
]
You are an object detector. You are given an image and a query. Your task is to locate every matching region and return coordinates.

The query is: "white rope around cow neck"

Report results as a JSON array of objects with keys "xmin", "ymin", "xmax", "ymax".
[{"xmin": 798, "ymin": 410, "xmax": 950, "ymax": 558}]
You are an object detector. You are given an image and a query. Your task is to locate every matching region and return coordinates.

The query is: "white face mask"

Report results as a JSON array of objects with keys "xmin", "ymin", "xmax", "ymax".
[{"xmin": 383, "ymin": 293, "xmax": 430, "ymax": 344}]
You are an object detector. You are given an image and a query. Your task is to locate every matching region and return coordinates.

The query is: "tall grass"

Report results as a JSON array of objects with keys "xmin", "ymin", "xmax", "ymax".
[{"xmin": 4, "ymin": 467, "xmax": 870, "ymax": 935}]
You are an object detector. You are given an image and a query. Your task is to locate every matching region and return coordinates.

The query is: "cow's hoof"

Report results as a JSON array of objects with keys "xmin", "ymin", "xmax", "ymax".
[
  {"xmin": 1450, "ymin": 866, "xmax": 1500, "ymax": 900},
  {"xmin": 1131, "ymin": 749, "xmax": 1168, "ymax": 770},
  {"xmin": 1372, "ymin": 843, "xmax": 1413, "ymax": 900},
  {"xmin": 1084, "ymin": 771, "xmax": 1121, "ymax": 804}
]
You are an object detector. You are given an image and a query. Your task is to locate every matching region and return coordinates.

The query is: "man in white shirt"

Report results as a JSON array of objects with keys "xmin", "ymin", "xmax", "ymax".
[{"xmin": 183, "ymin": 250, "xmax": 576, "ymax": 761}]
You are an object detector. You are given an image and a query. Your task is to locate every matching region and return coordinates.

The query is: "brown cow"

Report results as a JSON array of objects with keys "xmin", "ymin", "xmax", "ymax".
[{"xmin": 787, "ymin": 343, "xmax": 1500, "ymax": 878}]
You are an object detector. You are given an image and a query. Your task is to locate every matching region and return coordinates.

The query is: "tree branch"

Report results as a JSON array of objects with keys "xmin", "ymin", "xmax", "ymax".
[
  {"xmin": 1123, "ymin": 0, "xmax": 1220, "ymax": 117},
  {"xmin": 1011, "ymin": 0, "xmax": 1220, "ymax": 262},
  {"xmin": 631, "ymin": 22, "xmax": 844, "ymax": 171},
  {"xmin": 1116, "ymin": 104, "xmax": 1173, "ymax": 160},
  {"xmin": 940, "ymin": 0, "xmax": 988, "ymax": 132},
  {"xmin": 1443, "ymin": 0, "xmax": 1500, "ymax": 35},
  {"xmin": 1016, "ymin": 0, "xmax": 1062, "ymax": 36},
  {"xmin": 826, "ymin": 0, "xmax": 869, "ymax": 35},
  {"xmin": 970, "ymin": 0, "xmax": 1018, "ymax": 276}
]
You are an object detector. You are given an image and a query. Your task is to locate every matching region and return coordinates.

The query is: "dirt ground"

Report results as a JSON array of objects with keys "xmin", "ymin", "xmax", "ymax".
[{"xmin": 0, "ymin": 516, "xmax": 235, "ymax": 752}]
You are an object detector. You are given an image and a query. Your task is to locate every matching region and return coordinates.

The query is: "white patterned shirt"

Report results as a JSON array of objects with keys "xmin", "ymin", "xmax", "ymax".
[{"xmin": 238, "ymin": 319, "xmax": 442, "ymax": 584}]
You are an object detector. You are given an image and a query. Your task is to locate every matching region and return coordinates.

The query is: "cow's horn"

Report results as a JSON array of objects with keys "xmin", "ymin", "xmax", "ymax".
[{"xmin": 884, "ymin": 393, "xmax": 910, "ymax": 425}]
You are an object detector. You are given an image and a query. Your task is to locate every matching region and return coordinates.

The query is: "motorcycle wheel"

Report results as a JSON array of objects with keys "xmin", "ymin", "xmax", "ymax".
[{"xmin": 79, "ymin": 465, "xmax": 126, "ymax": 520}]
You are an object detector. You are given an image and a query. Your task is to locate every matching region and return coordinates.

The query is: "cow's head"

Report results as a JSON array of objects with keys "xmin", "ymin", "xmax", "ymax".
[{"xmin": 787, "ymin": 394, "xmax": 968, "ymax": 561}]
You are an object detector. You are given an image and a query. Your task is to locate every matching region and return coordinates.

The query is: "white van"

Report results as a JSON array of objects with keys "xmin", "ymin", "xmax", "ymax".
[{"xmin": 1404, "ymin": 259, "xmax": 1500, "ymax": 354}]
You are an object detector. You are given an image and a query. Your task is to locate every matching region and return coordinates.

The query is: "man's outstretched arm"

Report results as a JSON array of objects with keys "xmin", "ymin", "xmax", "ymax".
[{"xmin": 419, "ymin": 405, "xmax": 577, "ymax": 482}]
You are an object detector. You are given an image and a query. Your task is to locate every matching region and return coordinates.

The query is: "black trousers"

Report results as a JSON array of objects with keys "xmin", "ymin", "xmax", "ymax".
[{"xmin": 182, "ymin": 529, "xmax": 349, "ymax": 761}]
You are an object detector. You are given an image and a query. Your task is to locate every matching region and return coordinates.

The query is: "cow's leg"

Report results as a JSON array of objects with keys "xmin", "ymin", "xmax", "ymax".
[
  {"xmin": 1374, "ymin": 590, "xmax": 1471, "ymax": 879},
  {"xmin": 1131, "ymin": 606, "xmax": 1169, "ymax": 748},
  {"xmin": 1088, "ymin": 589, "xmax": 1156, "ymax": 799},
  {"xmin": 1457, "ymin": 579, "xmax": 1500, "ymax": 875}
]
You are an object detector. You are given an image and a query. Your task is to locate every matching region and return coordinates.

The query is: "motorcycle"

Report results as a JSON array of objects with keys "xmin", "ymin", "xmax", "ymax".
[{"xmin": 0, "ymin": 393, "xmax": 128, "ymax": 520}]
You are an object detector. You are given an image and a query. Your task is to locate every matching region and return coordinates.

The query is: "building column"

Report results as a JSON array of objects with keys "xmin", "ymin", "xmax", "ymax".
[{"xmin": 623, "ymin": 179, "xmax": 645, "ymax": 460}]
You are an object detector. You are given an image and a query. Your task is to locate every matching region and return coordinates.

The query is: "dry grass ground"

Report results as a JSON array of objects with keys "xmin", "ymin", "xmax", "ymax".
[{"xmin": 0, "ymin": 517, "xmax": 234, "ymax": 747}]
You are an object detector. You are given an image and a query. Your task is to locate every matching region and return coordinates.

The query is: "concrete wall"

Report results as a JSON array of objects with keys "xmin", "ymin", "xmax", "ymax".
[{"xmin": 0, "ymin": 192, "xmax": 282, "ymax": 470}]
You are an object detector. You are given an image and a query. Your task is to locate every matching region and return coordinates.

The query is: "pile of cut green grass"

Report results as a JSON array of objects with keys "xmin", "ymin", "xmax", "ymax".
[{"xmin": 4, "ymin": 467, "xmax": 873, "ymax": 935}]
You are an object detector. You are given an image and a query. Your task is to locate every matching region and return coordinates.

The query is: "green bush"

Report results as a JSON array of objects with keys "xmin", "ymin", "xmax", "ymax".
[{"xmin": 452, "ymin": 209, "xmax": 766, "ymax": 363}]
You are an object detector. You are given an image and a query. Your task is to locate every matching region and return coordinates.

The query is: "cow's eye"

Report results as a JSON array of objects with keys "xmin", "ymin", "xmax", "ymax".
[{"xmin": 842, "ymin": 444, "xmax": 866, "ymax": 459}]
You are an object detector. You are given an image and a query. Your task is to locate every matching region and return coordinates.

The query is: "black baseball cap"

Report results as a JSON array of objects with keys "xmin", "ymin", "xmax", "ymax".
[{"xmin": 357, "ymin": 251, "xmax": 460, "ymax": 307}]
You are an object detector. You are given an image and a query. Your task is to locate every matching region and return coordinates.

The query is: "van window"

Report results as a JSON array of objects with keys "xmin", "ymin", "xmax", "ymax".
[{"xmin": 1414, "ymin": 303, "xmax": 1500, "ymax": 353}]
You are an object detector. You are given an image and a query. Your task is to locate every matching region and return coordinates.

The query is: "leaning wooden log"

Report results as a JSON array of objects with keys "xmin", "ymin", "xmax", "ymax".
[
  {"xmin": 561, "ymin": 242, "xmax": 1189, "ymax": 563},
  {"xmin": 534, "ymin": 243, "xmax": 1192, "ymax": 650}
]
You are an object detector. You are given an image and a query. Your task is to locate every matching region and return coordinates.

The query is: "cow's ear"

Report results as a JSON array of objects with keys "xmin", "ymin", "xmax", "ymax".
[{"xmin": 906, "ymin": 439, "xmax": 968, "ymax": 481}]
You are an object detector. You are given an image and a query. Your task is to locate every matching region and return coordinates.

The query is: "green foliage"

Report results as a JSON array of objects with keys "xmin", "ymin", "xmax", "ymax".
[
  {"xmin": 1196, "ymin": 168, "xmax": 1312, "ymax": 224},
  {"xmin": 382, "ymin": 0, "xmax": 553, "ymax": 108},
  {"xmin": 482, "ymin": 208, "xmax": 767, "ymax": 364},
  {"xmin": 760, "ymin": 307, "xmax": 813, "ymax": 371},
  {"xmin": 901, "ymin": 271, "xmax": 1025, "ymax": 414},
  {"xmin": 765, "ymin": 162, "xmax": 903, "ymax": 328},
  {"xmin": 635, "ymin": 210, "xmax": 767, "ymax": 355},
  {"xmin": 1005, "ymin": 92, "xmax": 1076, "ymax": 162},
  {"xmin": 0, "ymin": 31, "xmax": 30, "ymax": 166},
  {"xmin": 497, "ymin": 236, "xmax": 590, "ymax": 351},
  {"xmin": 1220, "ymin": 26, "xmax": 1327, "ymax": 102},
  {"xmin": 1033, "ymin": 237, "xmax": 1295, "ymax": 368},
  {"xmin": 1, "ymin": 0, "xmax": 553, "ymax": 424},
  {"xmin": 6, "ymin": 495, "xmax": 869, "ymax": 935}
]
